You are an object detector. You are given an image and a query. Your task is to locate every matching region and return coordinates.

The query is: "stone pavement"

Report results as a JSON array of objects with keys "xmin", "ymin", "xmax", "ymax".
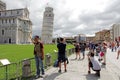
[
  {"xmin": 106, "ymin": 48, "xmax": 120, "ymax": 80},
  {"xmin": 36, "ymin": 49, "xmax": 120, "ymax": 80}
]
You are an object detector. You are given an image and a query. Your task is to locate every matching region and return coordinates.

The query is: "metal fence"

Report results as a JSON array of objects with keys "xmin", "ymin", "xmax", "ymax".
[
  {"xmin": 0, "ymin": 48, "xmax": 75, "ymax": 80},
  {"xmin": 0, "ymin": 58, "xmax": 36, "ymax": 80}
]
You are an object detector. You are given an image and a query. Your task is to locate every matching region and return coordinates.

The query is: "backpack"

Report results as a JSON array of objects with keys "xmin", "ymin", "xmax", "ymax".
[{"xmin": 53, "ymin": 60, "xmax": 59, "ymax": 67}]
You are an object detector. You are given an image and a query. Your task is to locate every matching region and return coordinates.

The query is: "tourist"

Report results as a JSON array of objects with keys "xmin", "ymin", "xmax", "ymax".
[
  {"xmin": 96, "ymin": 43, "xmax": 101, "ymax": 56},
  {"xmin": 87, "ymin": 51, "xmax": 101, "ymax": 77},
  {"xmin": 117, "ymin": 43, "xmax": 120, "ymax": 59},
  {"xmin": 89, "ymin": 42, "xmax": 95, "ymax": 52},
  {"xmin": 111, "ymin": 41, "xmax": 115, "ymax": 52},
  {"xmin": 30, "ymin": 35, "xmax": 45, "ymax": 79},
  {"xmin": 57, "ymin": 37, "xmax": 67, "ymax": 73},
  {"xmin": 80, "ymin": 43, "xmax": 86, "ymax": 59},
  {"xmin": 101, "ymin": 42, "xmax": 107, "ymax": 65},
  {"xmin": 114, "ymin": 42, "xmax": 117, "ymax": 52},
  {"xmin": 75, "ymin": 42, "xmax": 80, "ymax": 59}
]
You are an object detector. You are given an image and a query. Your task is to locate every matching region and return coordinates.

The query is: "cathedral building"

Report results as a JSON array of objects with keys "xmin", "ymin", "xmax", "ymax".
[{"xmin": 0, "ymin": 0, "xmax": 32, "ymax": 44}]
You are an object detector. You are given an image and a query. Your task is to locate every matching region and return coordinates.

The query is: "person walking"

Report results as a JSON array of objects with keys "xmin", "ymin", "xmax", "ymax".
[
  {"xmin": 117, "ymin": 43, "xmax": 120, "ymax": 59},
  {"xmin": 111, "ymin": 41, "xmax": 115, "ymax": 52},
  {"xmin": 96, "ymin": 43, "xmax": 101, "ymax": 56},
  {"xmin": 101, "ymin": 42, "xmax": 107, "ymax": 65},
  {"xmin": 57, "ymin": 37, "xmax": 67, "ymax": 73},
  {"xmin": 75, "ymin": 43, "xmax": 81, "ymax": 59},
  {"xmin": 80, "ymin": 43, "xmax": 86, "ymax": 59},
  {"xmin": 30, "ymin": 35, "xmax": 45, "ymax": 79}
]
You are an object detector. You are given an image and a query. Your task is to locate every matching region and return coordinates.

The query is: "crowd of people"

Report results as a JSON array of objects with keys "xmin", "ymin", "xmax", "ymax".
[
  {"xmin": 74, "ymin": 40, "xmax": 120, "ymax": 77},
  {"xmin": 30, "ymin": 35, "xmax": 120, "ymax": 78}
]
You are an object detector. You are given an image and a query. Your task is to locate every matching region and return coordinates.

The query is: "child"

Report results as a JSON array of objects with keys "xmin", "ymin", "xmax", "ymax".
[{"xmin": 87, "ymin": 51, "xmax": 101, "ymax": 77}]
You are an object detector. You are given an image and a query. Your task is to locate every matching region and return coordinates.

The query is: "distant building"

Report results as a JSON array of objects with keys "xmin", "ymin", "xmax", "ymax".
[
  {"xmin": 86, "ymin": 36, "xmax": 95, "ymax": 42},
  {"xmin": 111, "ymin": 24, "xmax": 120, "ymax": 41},
  {"xmin": 0, "ymin": 0, "xmax": 6, "ymax": 11},
  {"xmin": 0, "ymin": 1, "xmax": 32, "ymax": 44},
  {"xmin": 64, "ymin": 37, "xmax": 76, "ymax": 43},
  {"xmin": 75, "ymin": 34, "xmax": 86, "ymax": 43},
  {"xmin": 95, "ymin": 29, "xmax": 110, "ymax": 42},
  {"xmin": 41, "ymin": 7, "xmax": 54, "ymax": 44}
]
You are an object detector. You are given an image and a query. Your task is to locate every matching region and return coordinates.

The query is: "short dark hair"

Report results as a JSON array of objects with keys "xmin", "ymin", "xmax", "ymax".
[
  {"xmin": 60, "ymin": 37, "xmax": 64, "ymax": 42},
  {"xmin": 90, "ymin": 52, "xmax": 94, "ymax": 57},
  {"xmin": 34, "ymin": 35, "xmax": 39, "ymax": 39}
]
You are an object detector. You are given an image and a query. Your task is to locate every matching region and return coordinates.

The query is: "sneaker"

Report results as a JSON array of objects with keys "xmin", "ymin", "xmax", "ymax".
[
  {"xmin": 88, "ymin": 71, "xmax": 91, "ymax": 74},
  {"xmin": 35, "ymin": 75, "xmax": 40, "ymax": 79},
  {"xmin": 98, "ymin": 59, "xmax": 103, "ymax": 61},
  {"xmin": 64, "ymin": 69, "xmax": 67, "ymax": 72},
  {"xmin": 58, "ymin": 69, "xmax": 61, "ymax": 73},
  {"xmin": 67, "ymin": 61, "xmax": 69, "ymax": 64},
  {"xmin": 42, "ymin": 72, "xmax": 45, "ymax": 75},
  {"xmin": 117, "ymin": 56, "xmax": 119, "ymax": 59},
  {"xmin": 102, "ymin": 62, "xmax": 106, "ymax": 65},
  {"xmin": 96, "ymin": 71, "xmax": 100, "ymax": 77},
  {"xmin": 40, "ymin": 75, "xmax": 43, "ymax": 78}
]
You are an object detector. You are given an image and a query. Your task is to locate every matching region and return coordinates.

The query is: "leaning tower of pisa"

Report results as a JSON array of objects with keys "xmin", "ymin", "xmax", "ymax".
[{"xmin": 41, "ymin": 7, "xmax": 54, "ymax": 44}]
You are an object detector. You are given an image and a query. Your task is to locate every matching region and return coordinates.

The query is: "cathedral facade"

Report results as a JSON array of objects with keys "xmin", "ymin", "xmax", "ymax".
[{"xmin": 0, "ymin": 1, "xmax": 32, "ymax": 44}]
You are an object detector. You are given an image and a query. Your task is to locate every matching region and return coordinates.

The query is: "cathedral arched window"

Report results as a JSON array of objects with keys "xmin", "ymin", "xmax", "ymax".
[
  {"xmin": 2, "ymin": 19, "xmax": 4, "ymax": 24},
  {"xmin": 5, "ymin": 12, "xmax": 6, "ymax": 16},
  {"xmin": 11, "ymin": 11, "xmax": 12, "ymax": 15},
  {"xmin": 45, "ymin": 14, "xmax": 47, "ymax": 17},
  {"xmin": 13, "ymin": 19, "xmax": 15, "ymax": 23},
  {"xmin": 2, "ymin": 30, "xmax": 4, "ymax": 35},
  {"xmin": 17, "ymin": 11, "xmax": 19, "ymax": 14},
  {"xmin": 5, "ymin": 19, "xmax": 7, "ymax": 23},
  {"xmin": 49, "ymin": 14, "xmax": 51, "ymax": 17},
  {"xmin": 9, "ymin": 19, "xmax": 11, "ymax": 23},
  {"xmin": 24, "ymin": 22, "xmax": 26, "ymax": 25}
]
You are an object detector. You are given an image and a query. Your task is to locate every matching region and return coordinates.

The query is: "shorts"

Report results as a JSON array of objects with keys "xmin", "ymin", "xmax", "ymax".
[
  {"xmin": 89, "ymin": 61, "xmax": 101, "ymax": 71},
  {"xmin": 58, "ymin": 56, "xmax": 66, "ymax": 63},
  {"xmin": 89, "ymin": 61, "xmax": 93, "ymax": 67}
]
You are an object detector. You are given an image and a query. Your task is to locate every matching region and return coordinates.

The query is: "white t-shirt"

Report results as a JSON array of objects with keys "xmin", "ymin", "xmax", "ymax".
[
  {"xmin": 90, "ymin": 57, "xmax": 101, "ymax": 70},
  {"xmin": 118, "ymin": 46, "xmax": 120, "ymax": 51}
]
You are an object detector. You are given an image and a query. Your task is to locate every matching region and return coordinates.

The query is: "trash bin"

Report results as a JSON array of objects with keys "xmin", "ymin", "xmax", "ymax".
[
  {"xmin": 45, "ymin": 53, "xmax": 51, "ymax": 66},
  {"xmin": 22, "ymin": 59, "xmax": 31, "ymax": 77}
]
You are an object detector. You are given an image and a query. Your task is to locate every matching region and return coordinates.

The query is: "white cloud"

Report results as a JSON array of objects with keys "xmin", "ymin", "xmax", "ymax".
[{"xmin": 2, "ymin": 0, "xmax": 120, "ymax": 37}]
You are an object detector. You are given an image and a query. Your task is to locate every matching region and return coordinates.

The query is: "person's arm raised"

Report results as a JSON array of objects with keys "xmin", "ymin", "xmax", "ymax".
[{"xmin": 29, "ymin": 34, "xmax": 35, "ymax": 44}]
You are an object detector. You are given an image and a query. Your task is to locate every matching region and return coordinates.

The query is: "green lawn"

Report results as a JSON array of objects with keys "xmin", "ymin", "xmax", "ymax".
[
  {"xmin": 0, "ymin": 44, "xmax": 74, "ymax": 63},
  {"xmin": 0, "ymin": 44, "xmax": 74, "ymax": 79}
]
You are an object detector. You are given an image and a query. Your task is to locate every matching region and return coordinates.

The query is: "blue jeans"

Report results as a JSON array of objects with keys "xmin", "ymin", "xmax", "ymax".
[{"xmin": 35, "ymin": 55, "xmax": 44, "ymax": 75}]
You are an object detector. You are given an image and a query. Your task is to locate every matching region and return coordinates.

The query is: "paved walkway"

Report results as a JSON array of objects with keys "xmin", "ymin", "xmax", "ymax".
[
  {"xmin": 106, "ymin": 49, "xmax": 120, "ymax": 80},
  {"xmin": 36, "ymin": 49, "xmax": 120, "ymax": 80}
]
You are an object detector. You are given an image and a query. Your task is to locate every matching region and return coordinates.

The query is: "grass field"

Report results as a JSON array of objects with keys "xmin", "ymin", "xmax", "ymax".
[
  {"xmin": 0, "ymin": 44, "xmax": 74, "ymax": 79},
  {"xmin": 0, "ymin": 44, "xmax": 74, "ymax": 63}
]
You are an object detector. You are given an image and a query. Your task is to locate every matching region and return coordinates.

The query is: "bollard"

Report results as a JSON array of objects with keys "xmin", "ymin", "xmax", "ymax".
[
  {"xmin": 22, "ymin": 59, "xmax": 31, "ymax": 77},
  {"xmin": 45, "ymin": 53, "xmax": 51, "ymax": 67}
]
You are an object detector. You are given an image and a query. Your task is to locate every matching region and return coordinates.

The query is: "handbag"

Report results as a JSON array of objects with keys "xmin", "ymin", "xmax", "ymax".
[{"xmin": 100, "ymin": 52, "xmax": 104, "ymax": 57}]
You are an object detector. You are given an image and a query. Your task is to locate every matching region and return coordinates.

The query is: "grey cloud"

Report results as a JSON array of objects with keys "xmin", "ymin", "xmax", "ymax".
[{"xmin": 2, "ymin": 0, "xmax": 120, "ymax": 37}]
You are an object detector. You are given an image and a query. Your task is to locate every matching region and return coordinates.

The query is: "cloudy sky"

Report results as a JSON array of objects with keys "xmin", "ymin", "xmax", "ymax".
[{"xmin": 2, "ymin": 0, "xmax": 120, "ymax": 37}]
